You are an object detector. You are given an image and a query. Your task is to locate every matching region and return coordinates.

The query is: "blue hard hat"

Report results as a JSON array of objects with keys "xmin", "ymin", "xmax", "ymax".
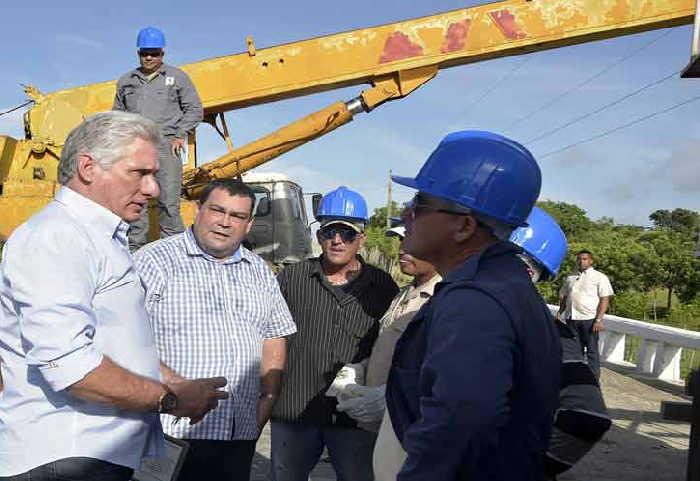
[
  {"xmin": 137, "ymin": 27, "xmax": 166, "ymax": 48},
  {"xmin": 509, "ymin": 207, "xmax": 568, "ymax": 278},
  {"xmin": 392, "ymin": 130, "xmax": 541, "ymax": 227},
  {"xmin": 316, "ymin": 186, "xmax": 368, "ymax": 222}
]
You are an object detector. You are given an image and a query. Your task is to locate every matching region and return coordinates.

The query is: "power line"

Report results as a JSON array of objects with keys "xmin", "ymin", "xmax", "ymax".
[
  {"xmin": 0, "ymin": 100, "xmax": 33, "ymax": 117},
  {"xmin": 505, "ymin": 28, "xmax": 674, "ymax": 133},
  {"xmin": 459, "ymin": 56, "xmax": 532, "ymax": 120},
  {"xmin": 539, "ymin": 93, "xmax": 700, "ymax": 159},
  {"xmin": 525, "ymin": 69, "xmax": 679, "ymax": 145}
]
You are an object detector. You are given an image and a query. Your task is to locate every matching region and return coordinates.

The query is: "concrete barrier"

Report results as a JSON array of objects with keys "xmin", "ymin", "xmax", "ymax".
[{"xmin": 548, "ymin": 305, "xmax": 700, "ymax": 383}]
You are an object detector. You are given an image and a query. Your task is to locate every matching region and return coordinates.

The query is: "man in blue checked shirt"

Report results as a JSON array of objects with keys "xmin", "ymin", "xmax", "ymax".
[{"xmin": 134, "ymin": 178, "xmax": 296, "ymax": 481}]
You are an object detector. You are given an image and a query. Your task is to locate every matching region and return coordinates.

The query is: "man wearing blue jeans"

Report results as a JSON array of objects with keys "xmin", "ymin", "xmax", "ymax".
[{"xmin": 272, "ymin": 187, "xmax": 398, "ymax": 481}]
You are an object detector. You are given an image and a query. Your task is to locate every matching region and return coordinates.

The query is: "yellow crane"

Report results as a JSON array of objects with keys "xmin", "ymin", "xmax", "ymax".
[{"xmin": 0, "ymin": 0, "xmax": 696, "ymax": 243}]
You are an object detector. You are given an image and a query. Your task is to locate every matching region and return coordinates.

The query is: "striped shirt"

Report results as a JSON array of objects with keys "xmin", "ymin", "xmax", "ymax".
[
  {"xmin": 134, "ymin": 228, "xmax": 296, "ymax": 440},
  {"xmin": 273, "ymin": 256, "xmax": 398, "ymax": 426}
]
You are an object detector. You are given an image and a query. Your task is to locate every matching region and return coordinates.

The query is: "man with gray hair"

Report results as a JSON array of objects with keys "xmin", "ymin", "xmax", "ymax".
[
  {"xmin": 386, "ymin": 131, "xmax": 561, "ymax": 481},
  {"xmin": 0, "ymin": 111, "xmax": 227, "ymax": 481}
]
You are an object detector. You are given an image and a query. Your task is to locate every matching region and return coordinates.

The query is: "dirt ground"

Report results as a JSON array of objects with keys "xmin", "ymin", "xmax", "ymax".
[{"xmin": 250, "ymin": 366, "xmax": 691, "ymax": 481}]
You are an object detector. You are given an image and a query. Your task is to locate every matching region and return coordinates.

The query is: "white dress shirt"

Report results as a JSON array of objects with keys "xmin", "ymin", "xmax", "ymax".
[
  {"xmin": 0, "ymin": 186, "xmax": 163, "ymax": 476},
  {"xmin": 559, "ymin": 267, "xmax": 614, "ymax": 320}
]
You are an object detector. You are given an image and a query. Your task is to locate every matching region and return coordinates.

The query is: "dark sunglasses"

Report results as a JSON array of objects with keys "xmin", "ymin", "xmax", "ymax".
[
  {"xmin": 404, "ymin": 194, "xmax": 471, "ymax": 220},
  {"xmin": 139, "ymin": 50, "xmax": 163, "ymax": 57},
  {"xmin": 319, "ymin": 226, "xmax": 358, "ymax": 243}
]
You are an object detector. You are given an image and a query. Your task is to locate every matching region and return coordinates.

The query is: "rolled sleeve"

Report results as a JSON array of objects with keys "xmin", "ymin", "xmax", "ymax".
[
  {"xmin": 4, "ymin": 223, "xmax": 103, "ymax": 392},
  {"xmin": 263, "ymin": 273, "xmax": 296, "ymax": 339},
  {"xmin": 399, "ymin": 287, "xmax": 515, "ymax": 481},
  {"xmin": 598, "ymin": 275, "xmax": 614, "ymax": 298},
  {"xmin": 36, "ymin": 346, "xmax": 104, "ymax": 392}
]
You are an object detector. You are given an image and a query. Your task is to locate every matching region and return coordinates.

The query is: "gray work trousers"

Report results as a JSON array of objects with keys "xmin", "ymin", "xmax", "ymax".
[{"xmin": 128, "ymin": 136, "xmax": 185, "ymax": 252}]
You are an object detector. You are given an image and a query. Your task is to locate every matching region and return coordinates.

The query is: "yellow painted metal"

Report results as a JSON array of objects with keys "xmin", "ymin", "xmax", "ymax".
[
  {"xmin": 182, "ymin": 100, "xmax": 354, "ymax": 198},
  {"xmin": 21, "ymin": 0, "xmax": 694, "ymax": 149},
  {"xmin": 1, "ymin": 0, "xmax": 695, "ymax": 239}
]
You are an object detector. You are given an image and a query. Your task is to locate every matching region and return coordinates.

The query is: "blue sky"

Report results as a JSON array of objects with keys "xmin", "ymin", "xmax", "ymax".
[{"xmin": 2, "ymin": 1, "xmax": 699, "ymax": 226}]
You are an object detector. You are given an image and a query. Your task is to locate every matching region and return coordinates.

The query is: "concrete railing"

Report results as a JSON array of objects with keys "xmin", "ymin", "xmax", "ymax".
[{"xmin": 548, "ymin": 305, "xmax": 700, "ymax": 384}]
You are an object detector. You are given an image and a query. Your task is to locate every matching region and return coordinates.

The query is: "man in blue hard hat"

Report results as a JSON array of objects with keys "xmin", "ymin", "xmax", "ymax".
[
  {"xmin": 386, "ymin": 131, "xmax": 561, "ymax": 481},
  {"xmin": 271, "ymin": 186, "xmax": 398, "ymax": 481},
  {"xmin": 510, "ymin": 207, "xmax": 611, "ymax": 480},
  {"xmin": 113, "ymin": 26, "xmax": 203, "ymax": 252}
]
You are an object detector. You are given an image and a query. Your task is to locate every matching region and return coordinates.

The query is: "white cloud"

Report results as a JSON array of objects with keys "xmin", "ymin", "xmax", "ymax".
[
  {"xmin": 654, "ymin": 141, "xmax": 700, "ymax": 193},
  {"xmin": 54, "ymin": 33, "xmax": 105, "ymax": 51}
]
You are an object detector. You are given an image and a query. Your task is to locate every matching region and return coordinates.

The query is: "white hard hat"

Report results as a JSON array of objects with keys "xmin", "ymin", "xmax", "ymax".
[{"xmin": 385, "ymin": 226, "xmax": 406, "ymax": 238}]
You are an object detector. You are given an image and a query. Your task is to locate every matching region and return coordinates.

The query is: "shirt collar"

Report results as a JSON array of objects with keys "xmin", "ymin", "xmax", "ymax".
[
  {"xmin": 132, "ymin": 63, "xmax": 168, "ymax": 79},
  {"xmin": 405, "ymin": 273, "xmax": 442, "ymax": 301},
  {"xmin": 55, "ymin": 186, "xmax": 127, "ymax": 242},
  {"xmin": 183, "ymin": 227, "xmax": 249, "ymax": 264},
  {"xmin": 578, "ymin": 266, "xmax": 595, "ymax": 276},
  {"xmin": 442, "ymin": 241, "xmax": 522, "ymax": 284},
  {"xmin": 309, "ymin": 254, "xmax": 366, "ymax": 278}
]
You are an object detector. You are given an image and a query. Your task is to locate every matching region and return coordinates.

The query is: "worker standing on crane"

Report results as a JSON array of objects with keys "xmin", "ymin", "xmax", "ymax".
[
  {"xmin": 509, "ymin": 207, "xmax": 611, "ymax": 480},
  {"xmin": 335, "ymin": 224, "xmax": 441, "ymax": 481},
  {"xmin": 113, "ymin": 26, "xmax": 203, "ymax": 251},
  {"xmin": 271, "ymin": 186, "xmax": 398, "ymax": 481},
  {"xmin": 386, "ymin": 131, "xmax": 561, "ymax": 481}
]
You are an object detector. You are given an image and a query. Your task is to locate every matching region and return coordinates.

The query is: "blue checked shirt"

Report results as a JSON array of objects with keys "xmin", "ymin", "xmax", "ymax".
[{"xmin": 134, "ymin": 228, "xmax": 296, "ymax": 440}]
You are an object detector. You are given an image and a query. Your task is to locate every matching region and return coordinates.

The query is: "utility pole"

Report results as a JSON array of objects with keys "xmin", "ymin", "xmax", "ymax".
[{"xmin": 386, "ymin": 169, "xmax": 392, "ymax": 230}]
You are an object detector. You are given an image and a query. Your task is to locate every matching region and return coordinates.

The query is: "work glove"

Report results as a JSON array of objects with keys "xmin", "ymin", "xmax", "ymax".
[
  {"xmin": 325, "ymin": 362, "xmax": 366, "ymax": 398},
  {"xmin": 336, "ymin": 384, "xmax": 386, "ymax": 424}
]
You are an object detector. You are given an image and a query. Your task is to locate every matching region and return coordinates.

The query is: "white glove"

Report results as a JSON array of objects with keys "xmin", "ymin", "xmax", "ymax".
[
  {"xmin": 336, "ymin": 384, "xmax": 386, "ymax": 424},
  {"xmin": 325, "ymin": 362, "xmax": 366, "ymax": 398}
]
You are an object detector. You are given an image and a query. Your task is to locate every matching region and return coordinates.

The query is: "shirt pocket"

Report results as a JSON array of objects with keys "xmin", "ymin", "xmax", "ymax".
[
  {"xmin": 231, "ymin": 282, "xmax": 270, "ymax": 336},
  {"xmin": 121, "ymin": 86, "xmax": 139, "ymax": 111}
]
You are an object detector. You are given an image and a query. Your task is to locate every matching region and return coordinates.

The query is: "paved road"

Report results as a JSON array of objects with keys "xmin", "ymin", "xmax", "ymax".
[{"xmin": 250, "ymin": 366, "xmax": 691, "ymax": 480}]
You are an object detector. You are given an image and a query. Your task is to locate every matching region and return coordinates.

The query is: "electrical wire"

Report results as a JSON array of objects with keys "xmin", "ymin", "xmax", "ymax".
[
  {"xmin": 505, "ymin": 28, "xmax": 674, "ymax": 133},
  {"xmin": 459, "ymin": 56, "xmax": 532, "ymax": 120},
  {"xmin": 525, "ymin": 69, "xmax": 679, "ymax": 145},
  {"xmin": 0, "ymin": 100, "xmax": 33, "ymax": 117},
  {"xmin": 539, "ymin": 93, "xmax": 700, "ymax": 159}
]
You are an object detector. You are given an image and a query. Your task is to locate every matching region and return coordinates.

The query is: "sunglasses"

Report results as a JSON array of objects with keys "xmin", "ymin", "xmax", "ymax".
[
  {"xmin": 319, "ymin": 226, "xmax": 358, "ymax": 243},
  {"xmin": 139, "ymin": 50, "xmax": 163, "ymax": 57},
  {"xmin": 403, "ymin": 194, "xmax": 471, "ymax": 221}
]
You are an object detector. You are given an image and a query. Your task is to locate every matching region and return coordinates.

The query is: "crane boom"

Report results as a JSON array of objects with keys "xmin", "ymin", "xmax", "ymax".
[
  {"xmin": 24, "ymin": 0, "xmax": 694, "ymax": 149},
  {"xmin": 0, "ymin": 0, "xmax": 695, "ymax": 238}
]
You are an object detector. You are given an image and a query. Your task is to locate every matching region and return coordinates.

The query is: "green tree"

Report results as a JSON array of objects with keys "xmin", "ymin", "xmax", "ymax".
[
  {"xmin": 368, "ymin": 201, "xmax": 402, "ymax": 229},
  {"xmin": 649, "ymin": 208, "xmax": 700, "ymax": 236},
  {"xmin": 638, "ymin": 230, "xmax": 700, "ymax": 308},
  {"xmin": 537, "ymin": 200, "xmax": 593, "ymax": 238}
]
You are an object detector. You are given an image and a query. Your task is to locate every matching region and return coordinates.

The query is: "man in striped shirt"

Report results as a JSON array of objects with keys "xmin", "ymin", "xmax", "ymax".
[
  {"xmin": 271, "ymin": 186, "xmax": 398, "ymax": 481},
  {"xmin": 134, "ymin": 179, "xmax": 296, "ymax": 481}
]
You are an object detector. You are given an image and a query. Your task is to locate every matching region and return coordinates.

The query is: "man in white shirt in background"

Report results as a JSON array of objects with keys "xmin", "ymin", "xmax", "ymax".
[
  {"xmin": 0, "ymin": 111, "xmax": 227, "ymax": 481},
  {"xmin": 558, "ymin": 249, "xmax": 615, "ymax": 378}
]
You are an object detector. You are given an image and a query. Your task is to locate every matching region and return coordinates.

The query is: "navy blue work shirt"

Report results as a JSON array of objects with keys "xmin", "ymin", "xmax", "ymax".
[{"xmin": 386, "ymin": 241, "xmax": 561, "ymax": 481}]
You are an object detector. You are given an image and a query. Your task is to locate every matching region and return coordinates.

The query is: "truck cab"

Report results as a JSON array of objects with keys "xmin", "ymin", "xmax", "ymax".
[{"xmin": 242, "ymin": 172, "xmax": 313, "ymax": 267}]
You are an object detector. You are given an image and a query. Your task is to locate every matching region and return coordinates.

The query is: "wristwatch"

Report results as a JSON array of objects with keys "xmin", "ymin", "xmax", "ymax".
[
  {"xmin": 259, "ymin": 392, "xmax": 277, "ymax": 402},
  {"xmin": 158, "ymin": 387, "xmax": 178, "ymax": 414}
]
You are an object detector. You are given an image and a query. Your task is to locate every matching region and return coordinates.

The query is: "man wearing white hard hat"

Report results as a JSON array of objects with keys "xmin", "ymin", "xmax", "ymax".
[{"xmin": 334, "ymin": 223, "xmax": 440, "ymax": 481}]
